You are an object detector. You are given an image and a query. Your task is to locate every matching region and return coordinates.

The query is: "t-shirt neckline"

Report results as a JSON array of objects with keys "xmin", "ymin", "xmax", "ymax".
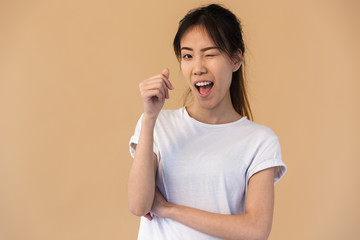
[{"xmin": 182, "ymin": 106, "xmax": 247, "ymax": 128}]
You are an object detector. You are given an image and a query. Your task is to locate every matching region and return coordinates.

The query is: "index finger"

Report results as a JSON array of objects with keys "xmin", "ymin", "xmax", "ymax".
[{"xmin": 160, "ymin": 73, "xmax": 174, "ymax": 90}]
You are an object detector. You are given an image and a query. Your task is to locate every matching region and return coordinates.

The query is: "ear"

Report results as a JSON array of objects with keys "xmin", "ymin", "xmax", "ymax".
[{"xmin": 232, "ymin": 49, "xmax": 243, "ymax": 72}]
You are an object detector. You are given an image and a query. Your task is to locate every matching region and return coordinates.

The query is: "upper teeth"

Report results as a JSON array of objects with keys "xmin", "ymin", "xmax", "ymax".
[{"xmin": 195, "ymin": 82, "xmax": 212, "ymax": 86}]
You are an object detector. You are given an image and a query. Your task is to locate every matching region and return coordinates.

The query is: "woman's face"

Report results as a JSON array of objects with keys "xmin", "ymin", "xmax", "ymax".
[{"xmin": 180, "ymin": 25, "xmax": 241, "ymax": 112}]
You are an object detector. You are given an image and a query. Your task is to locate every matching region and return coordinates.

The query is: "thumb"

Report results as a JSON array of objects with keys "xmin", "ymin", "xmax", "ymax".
[{"xmin": 161, "ymin": 68, "xmax": 169, "ymax": 79}]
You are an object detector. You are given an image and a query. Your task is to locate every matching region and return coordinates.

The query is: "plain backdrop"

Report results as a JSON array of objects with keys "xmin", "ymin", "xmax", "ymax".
[{"xmin": 1, "ymin": 0, "xmax": 359, "ymax": 239}]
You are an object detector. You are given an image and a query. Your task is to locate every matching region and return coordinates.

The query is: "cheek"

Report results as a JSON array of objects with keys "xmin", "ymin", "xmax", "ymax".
[
  {"xmin": 180, "ymin": 62, "xmax": 188, "ymax": 73},
  {"xmin": 181, "ymin": 63, "xmax": 192, "ymax": 81},
  {"xmin": 216, "ymin": 64, "xmax": 234, "ymax": 90}
]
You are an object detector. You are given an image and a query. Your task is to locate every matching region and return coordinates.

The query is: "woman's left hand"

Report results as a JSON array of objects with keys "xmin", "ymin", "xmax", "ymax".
[
  {"xmin": 147, "ymin": 187, "xmax": 171, "ymax": 220},
  {"xmin": 152, "ymin": 188, "xmax": 170, "ymax": 218},
  {"xmin": 143, "ymin": 188, "xmax": 172, "ymax": 221}
]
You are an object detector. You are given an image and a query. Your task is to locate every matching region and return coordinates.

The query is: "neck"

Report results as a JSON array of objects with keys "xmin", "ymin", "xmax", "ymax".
[{"xmin": 186, "ymin": 99, "xmax": 242, "ymax": 124}]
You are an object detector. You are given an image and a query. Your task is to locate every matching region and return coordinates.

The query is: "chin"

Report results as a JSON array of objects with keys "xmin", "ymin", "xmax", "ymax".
[{"xmin": 194, "ymin": 98, "xmax": 218, "ymax": 110}]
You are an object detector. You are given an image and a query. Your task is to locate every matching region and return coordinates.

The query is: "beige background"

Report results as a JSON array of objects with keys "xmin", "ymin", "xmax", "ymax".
[{"xmin": 1, "ymin": 0, "xmax": 359, "ymax": 239}]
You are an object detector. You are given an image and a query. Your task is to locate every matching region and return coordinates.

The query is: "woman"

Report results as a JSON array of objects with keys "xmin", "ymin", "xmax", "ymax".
[{"xmin": 128, "ymin": 4, "xmax": 286, "ymax": 240}]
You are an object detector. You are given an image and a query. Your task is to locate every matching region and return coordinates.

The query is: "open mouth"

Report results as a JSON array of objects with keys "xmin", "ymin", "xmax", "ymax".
[{"xmin": 195, "ymin": 81, "xmax": 214, "ymax": 96}]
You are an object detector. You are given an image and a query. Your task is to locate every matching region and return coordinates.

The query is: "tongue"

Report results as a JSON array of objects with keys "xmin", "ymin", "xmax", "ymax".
[{"xmin": 199, "ymin": 85, "xmax": 212, "ymax": 95}]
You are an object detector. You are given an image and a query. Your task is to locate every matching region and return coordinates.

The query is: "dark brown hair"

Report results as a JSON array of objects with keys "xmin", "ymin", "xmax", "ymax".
[{"xmin": 173, "ymin": 4, "xmax": 253, "ymax": 121}]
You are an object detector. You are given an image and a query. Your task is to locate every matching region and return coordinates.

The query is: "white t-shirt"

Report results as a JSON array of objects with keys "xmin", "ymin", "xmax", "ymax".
[{"xmin": 129, "ymin": 107, "xmax": 286, "ymax": 240}]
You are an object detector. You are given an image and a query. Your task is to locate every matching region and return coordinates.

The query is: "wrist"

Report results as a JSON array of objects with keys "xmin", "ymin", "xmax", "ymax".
[
  {"xmin": 142, "ymin": 114, "xmax": 158, "ymax": 129},
  {"xmin": 164, "ymin": 202, "xmax": 177, "ymax": 219},
  {"xmin": 142, "ymin": 113, "xmax": 158, "ymax": 123}
]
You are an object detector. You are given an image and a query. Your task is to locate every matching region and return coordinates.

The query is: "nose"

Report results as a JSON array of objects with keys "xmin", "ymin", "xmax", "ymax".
[{"xmin": 193, "ymin": 57, "xmax": 207, "ymax": 76}]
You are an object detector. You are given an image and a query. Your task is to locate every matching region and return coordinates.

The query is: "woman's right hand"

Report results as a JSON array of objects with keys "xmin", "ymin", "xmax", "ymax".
[{"xmin": 139, "ymin": 68, "xmax": 174, "ymax": 119}]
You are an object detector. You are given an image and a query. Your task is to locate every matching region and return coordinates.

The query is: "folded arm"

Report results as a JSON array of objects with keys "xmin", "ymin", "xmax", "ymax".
[
  {"xmin": 127, "ymin": 69, "xmax": 173, "ymax": 217},
  {"xmin": 151, "ymin": 167, "xmax": 275, "ymax": 240},
  {"xmin": 127, "ymin": 116, "xmax": 158, "ymax": 217}
]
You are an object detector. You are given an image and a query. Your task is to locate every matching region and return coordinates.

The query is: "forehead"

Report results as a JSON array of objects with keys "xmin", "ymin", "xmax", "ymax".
[{"xmin": 180, "ymin": 25, "xmax": 216, "ymax": 48}]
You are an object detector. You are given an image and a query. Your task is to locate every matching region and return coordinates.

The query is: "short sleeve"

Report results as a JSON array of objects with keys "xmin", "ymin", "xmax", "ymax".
[
  {"xmin": 246, "ymin": 137, "xmax": 286, "ymax": 184},
  {"xmin": 129, "ymin": 114, "xmax": 160, "ymax": 159}
]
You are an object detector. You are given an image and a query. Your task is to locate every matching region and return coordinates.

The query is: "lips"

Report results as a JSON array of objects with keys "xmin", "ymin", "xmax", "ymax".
[{"xmin": 194, "ymin": 81, "xmax": 213, "ymax": 97}]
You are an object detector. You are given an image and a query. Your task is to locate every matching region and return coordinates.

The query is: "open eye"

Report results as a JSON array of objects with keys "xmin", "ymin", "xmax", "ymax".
[{"xmin": 182, "ymin": 54, "xmax": 192, "ymax": 60}]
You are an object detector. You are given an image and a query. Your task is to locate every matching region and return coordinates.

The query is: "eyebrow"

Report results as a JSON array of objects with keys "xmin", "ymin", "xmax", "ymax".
[{"xmin": 180, "ymin": 46, "xmax": 220, "ymax": 52}]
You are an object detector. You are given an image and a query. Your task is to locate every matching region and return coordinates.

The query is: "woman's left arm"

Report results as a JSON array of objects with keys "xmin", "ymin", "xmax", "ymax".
[{"xmin": 151, "ymin": 167, "xmax": 275, "ymax": 240}]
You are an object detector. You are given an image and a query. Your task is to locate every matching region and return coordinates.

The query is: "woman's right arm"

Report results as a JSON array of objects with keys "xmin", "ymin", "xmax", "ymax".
[{"xmin": 127, "ymin": 68, "xmax": 173, "ymax": 217}]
